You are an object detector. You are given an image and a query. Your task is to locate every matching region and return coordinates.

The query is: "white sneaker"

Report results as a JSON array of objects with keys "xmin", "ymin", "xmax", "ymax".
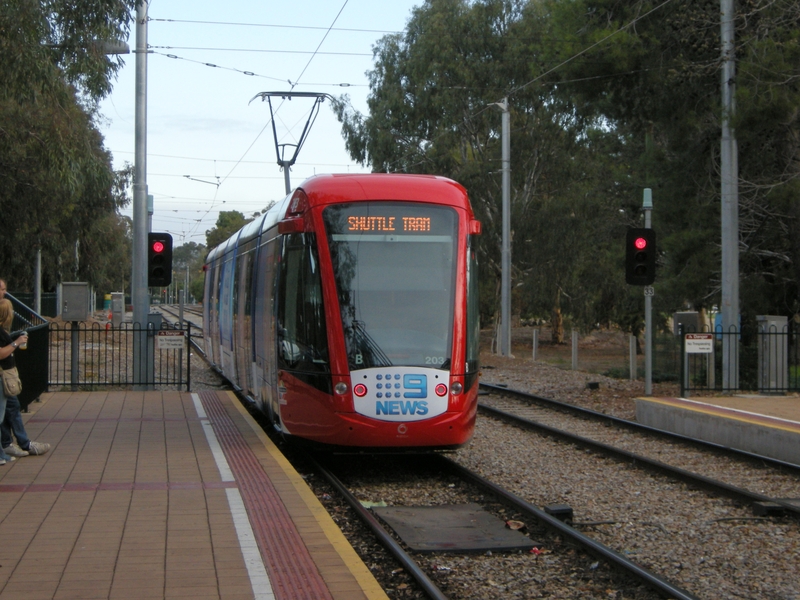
[
  {"xmin": 26, "ymin": 441, "xmax": 51, "ymax": 455},
  {"xmin": 4, "ymin": 444, "xmax": 29, "ymax": 457}
]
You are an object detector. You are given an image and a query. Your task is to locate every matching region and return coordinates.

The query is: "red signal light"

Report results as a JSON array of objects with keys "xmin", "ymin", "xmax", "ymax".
[
  {"xmin": 147, "ymin": 232, "xmax": 173, "ymax": 286},
  {"xmin": 625, "ymin": 228, "xmax": 656, "ymax": 285}
]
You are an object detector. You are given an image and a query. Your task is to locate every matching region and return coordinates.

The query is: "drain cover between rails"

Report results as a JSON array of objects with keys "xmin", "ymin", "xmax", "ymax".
[{"xmin": 372, "ymin": 503, "xmax": 538, "ymax": 553}]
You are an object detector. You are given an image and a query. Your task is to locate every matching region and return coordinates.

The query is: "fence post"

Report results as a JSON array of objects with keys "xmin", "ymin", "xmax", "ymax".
[
  {"xmin": 70, "ymin": 321, "xmax": 79, "ymax": 391},
  {"xmin": 186, "ymin": 322, "xmax": 192, "ymax": 391},
  {"xmin": 679, "ymin": 324, "xmax": 688, "ymax": 397},
  {"xmin": 571, "ymin": 329, "xmax": 578, "ymax": 370},
  {"xmin": 532, "ymin": 328, "xmax": 538, "ymax": 361},
  {"xmin": 629, "ymin": 335, "xmax": 637, "ymax": 380},
  {"xmin": 707, "ymin": 340, "xmax": 715, "ymax": 390}
]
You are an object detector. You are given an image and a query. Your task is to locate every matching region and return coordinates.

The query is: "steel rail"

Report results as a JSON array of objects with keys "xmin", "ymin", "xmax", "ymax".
[
  {"xmin": 439, "ymin": 455, "xmax": 700, "ymax": 600},
  {"xmin": 305, "ymin": 454, "xmax": 449, "ymax": 600}
]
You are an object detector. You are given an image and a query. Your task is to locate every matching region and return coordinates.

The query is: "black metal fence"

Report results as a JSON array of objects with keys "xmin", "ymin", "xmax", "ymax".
[
  {"xmin": 679, "ymin": 322, "xmax": 800, "ymax": 396},
  {"xmin": 47, "ymin": 321, "xmax": 192, "ymax": 391}
]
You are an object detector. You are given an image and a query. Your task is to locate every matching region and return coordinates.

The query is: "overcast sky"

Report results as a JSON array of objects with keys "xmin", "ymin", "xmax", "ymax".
[{"xmin": 98, "ymin": 0, "xmax": 421, "ymax": 247}]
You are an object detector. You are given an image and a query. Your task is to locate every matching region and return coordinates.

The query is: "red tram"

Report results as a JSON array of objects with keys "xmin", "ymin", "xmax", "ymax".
[{"xmin": 203, "ymin": 173, "xmax": 481, "ymax": 449}]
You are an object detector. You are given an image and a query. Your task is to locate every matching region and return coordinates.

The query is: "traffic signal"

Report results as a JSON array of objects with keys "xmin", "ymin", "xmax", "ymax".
[
  {"xmin": 625, "ymin": 228, "xmax": 656, "ymax": 285},
  {"xmin": 147, "ymin": 232, "xmax": 173, "ymax": 287}
]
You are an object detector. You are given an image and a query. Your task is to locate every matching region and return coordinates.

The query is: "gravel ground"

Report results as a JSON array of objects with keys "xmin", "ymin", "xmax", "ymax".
[{"xmin": 478, "ymin": 350, "xmax": 681, "ymax": 420}]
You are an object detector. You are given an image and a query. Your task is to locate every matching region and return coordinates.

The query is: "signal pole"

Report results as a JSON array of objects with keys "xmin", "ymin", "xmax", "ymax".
[{"xmin": 643, "ymin": 189, "xmax": 653, "ymax": 395}]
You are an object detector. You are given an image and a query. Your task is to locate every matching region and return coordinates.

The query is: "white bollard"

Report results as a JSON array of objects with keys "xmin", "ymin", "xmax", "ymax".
[
  {"xmin": 571, "ymin": 329, "xmax": 578, "ymax": 370},
  {"xmin": 630, "ymin": 335, "xmax": 637, "ymax": 380}
]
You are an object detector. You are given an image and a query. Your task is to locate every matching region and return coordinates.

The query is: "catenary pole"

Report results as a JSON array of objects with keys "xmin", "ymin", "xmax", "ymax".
[
  {"xmin": 497, "ymin": 98, "xmax": 511, "ymax": 357},
  {"xmin": 132, "ymin": 0, "xmax": 150, "ymax": 388},
  {"xmin": 720, "ymin": 0, "xmax": 739, "ymax": 389}
]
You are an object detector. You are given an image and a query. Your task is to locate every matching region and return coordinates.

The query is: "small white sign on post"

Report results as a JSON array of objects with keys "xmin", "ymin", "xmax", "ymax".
[
  {"xmin": 685, "ymin": 333, "xmax": 713, "ymax": 354},
  {"xmin": 157, "ymin": 330, "xmax": 186, "ymax": 351}
]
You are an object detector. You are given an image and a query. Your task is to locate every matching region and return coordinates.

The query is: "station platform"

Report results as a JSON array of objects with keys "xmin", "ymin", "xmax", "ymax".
[
  {"xmin": 635, "ymin": 394, "xmax": 800, "ymax": 465},
  {"xmin": 0, "ymin": 389, "xmax": 388, "ymax": 600}
]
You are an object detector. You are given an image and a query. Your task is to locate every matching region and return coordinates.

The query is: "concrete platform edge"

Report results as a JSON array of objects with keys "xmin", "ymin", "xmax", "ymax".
[
  {"xmin": 635, "ymin": 396, "xmax": 800, "ymax": 465},
  {"xmin": 225, "ymin": 392, "xmax": 389, "ymax": 600}
]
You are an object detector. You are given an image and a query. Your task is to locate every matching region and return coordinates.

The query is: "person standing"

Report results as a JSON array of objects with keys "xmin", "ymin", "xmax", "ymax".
[{"xmin": 0, "ymin": 298, "xmax": 50, "ymax": 458}]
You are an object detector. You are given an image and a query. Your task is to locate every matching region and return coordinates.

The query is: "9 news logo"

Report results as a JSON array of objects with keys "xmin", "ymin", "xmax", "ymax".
[{"xmin": 352, "ymin": 368, "xmax": 449, "ymax": 422}]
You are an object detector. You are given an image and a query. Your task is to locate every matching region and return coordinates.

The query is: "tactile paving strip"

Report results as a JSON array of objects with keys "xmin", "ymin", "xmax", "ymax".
[{"xmin": 198, "ymin": 391, "xmax": 333, "ymax": 600}]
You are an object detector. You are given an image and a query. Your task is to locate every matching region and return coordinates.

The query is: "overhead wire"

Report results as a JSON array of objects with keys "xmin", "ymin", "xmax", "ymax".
[
  {"xmin": 148, "ymin": 17, "xmax": 397, "ymax": 35},
  {"xmin": 178, "ymin": 0, "xmax": 352, "ymax": 243}
]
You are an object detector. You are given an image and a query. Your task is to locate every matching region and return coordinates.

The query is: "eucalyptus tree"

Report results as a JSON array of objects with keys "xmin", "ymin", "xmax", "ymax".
[
  {"xmin": 205, "ymin": 211, "xmax": 253, "ymax": 250},
  {"xmin": 333, "ymin": 0, "xmax": 626, "ymax": 339},
  {"xmin": 542, "ymin": 0, "xmax": 800, "ymax": 322},
  {"xmin": 0, "ymin": 0, "xmax": 135, "ymax": 292}
]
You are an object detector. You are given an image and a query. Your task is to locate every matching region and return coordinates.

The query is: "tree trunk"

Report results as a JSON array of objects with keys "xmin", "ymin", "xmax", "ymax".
[{"xmin": 551, "ymin": 289, "xmax": 564, "ymax": 344}]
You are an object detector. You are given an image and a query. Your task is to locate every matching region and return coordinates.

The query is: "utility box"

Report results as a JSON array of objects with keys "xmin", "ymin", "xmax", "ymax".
[
  {"xmin": 756, "ymin": 315, "xmax": 788, "ymax": 393},
  {"xmin": 61, "ymin": 282, "xmax": 89, "ymax": 321},
  {"xmin": 673, "ymin": 311, "xmax": 699, "ymax": 335},
  {"xmin": 111, "ymin": 292, "xmax": 125, "ymax": 326},
  {"xmin": 147, "ymin": 313, "xmax": 163, "ymax": 330}
]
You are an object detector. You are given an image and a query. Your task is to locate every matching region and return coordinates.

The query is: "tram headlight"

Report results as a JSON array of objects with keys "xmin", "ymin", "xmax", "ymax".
[
  {"xmin": 353, "ymin": 383, "xmax": 367, "ymax": 397},
  {"xmin": 435, "ymin": 383, "xmax": 448, "ymax": 397},
  {"xmin": 334, "ymin": 382, "xmax": 349, "ymax": 395},
  {"xmin": 451, "ymin": 382, "xmax": 463, "ymax": 395}
]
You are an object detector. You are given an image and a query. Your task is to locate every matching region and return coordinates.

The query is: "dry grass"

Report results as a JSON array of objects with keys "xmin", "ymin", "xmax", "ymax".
[{"xmin": 482, "ymin": 326, "xmax": 643, "ymax": 377}]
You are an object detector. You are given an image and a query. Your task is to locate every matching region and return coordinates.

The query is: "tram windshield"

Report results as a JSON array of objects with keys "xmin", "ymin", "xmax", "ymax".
[{"xmin": 323, "ymin": 202, "xmax": 457, "ymax": 370}]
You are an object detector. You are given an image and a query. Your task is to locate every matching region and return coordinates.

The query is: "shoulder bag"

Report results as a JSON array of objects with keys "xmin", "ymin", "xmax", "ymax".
[{"xmin": 0, "ymin": 366, "xmax": 22, "ymax": 397}]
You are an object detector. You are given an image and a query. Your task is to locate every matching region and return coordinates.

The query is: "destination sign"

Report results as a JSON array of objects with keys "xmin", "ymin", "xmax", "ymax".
[
  {"xmin": 324, "ymin": 201, "xmax": 455, "ymax": 238},
  {"xmin": 347, "ymin": 216, "xmax": 431, "ymax": 233}
]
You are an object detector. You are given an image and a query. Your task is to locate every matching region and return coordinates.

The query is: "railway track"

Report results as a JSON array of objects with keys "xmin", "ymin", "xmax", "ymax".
[
  {"xmin": 284, "ymin": 382, "xmax": 800, "ymax": 599},
  {"xmin": 478, "ymin": 383, "xmax": 800, "ymax": 517},
  {"xmin": 305, "ymin": 451, "xmax": 696, "ymax": 600}
]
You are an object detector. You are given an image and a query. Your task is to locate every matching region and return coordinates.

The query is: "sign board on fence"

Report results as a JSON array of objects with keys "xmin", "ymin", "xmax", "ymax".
[
  {"xmin": 685, "ymin": 333, "xmax": 713, "ymax": 354},
  {"xmin": 157, "ymin": 330, "xmax": 186, "ymax": 350}
]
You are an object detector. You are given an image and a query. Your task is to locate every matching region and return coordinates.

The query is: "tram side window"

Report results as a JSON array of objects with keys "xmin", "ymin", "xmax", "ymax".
[{"xmin": 277, "ymin": 233, "xmax": 329, "ymax": 373}]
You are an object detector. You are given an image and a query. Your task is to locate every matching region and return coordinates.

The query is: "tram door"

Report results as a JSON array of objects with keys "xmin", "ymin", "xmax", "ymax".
[
  {"xmin": 218, "ymin": 250, "xmax": 236, "ymax": 380},
  {"xmin": 234, "ymin": 240, "xmax": 255, "ymax": 395},
  {"xmin": 253, "ymin": 233, "xmax": 280, "ymax": 422}
]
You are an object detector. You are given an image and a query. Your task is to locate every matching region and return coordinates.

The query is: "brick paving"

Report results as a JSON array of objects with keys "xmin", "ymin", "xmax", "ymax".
[{"xmin": 0, "ymin": 390, "xmax": 386, "ymax": 600}]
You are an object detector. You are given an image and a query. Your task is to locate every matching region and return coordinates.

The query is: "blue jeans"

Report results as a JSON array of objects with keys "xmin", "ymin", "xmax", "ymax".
[{"xmin": 1, "ymin": 392, "xmax": 29, "ymax": 451}]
